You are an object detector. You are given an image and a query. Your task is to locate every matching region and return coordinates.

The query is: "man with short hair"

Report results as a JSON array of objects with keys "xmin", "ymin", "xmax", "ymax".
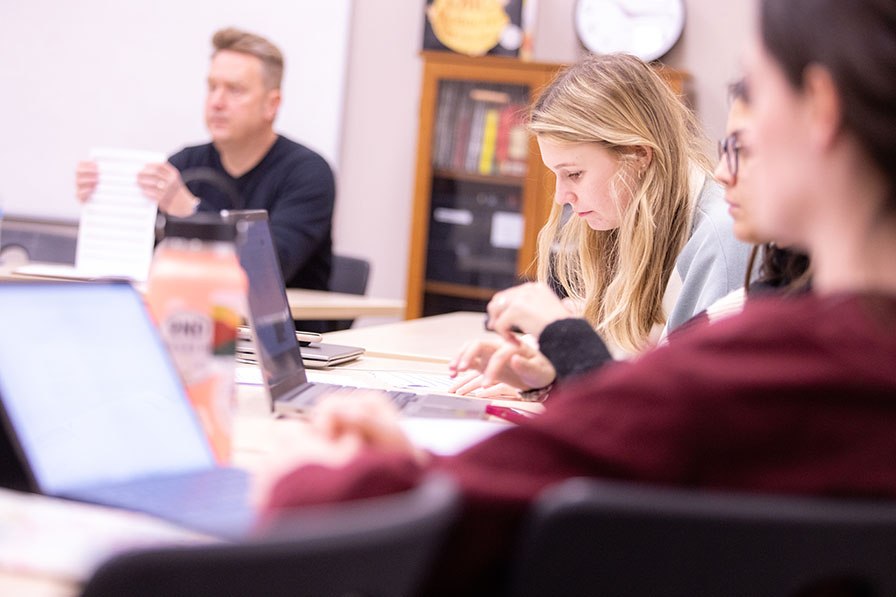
[{"xmin": 77, "ymin": 27, "xmax": 335, "ymax": 295}]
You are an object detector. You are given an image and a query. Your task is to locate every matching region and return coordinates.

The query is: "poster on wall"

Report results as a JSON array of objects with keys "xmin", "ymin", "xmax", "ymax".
[{"xmin": 422, "ymin": 0, "xmax": 537, "ymax": 59}]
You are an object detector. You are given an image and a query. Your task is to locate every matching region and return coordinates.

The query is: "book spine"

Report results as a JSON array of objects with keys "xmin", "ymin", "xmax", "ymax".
[
  {"xmin": 478, "ymin": 108, "xmax": 500, "ymax": 175},
  {"xmin": 465, "ymin": 101, "xmax": 486, "ymax": 173}
]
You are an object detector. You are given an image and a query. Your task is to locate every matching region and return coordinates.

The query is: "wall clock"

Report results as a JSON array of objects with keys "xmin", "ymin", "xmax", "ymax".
[{"xmin": 574, "ymin": 0, "xmax": 685, "ymax": 61}]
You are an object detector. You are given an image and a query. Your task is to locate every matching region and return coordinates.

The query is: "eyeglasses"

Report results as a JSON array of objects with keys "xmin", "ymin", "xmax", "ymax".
[{"xmin": 717, "ymin": 134, "xmax": 742, "ymax": 179}]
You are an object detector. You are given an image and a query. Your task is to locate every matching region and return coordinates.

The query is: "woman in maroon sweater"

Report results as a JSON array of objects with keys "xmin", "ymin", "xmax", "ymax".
[{"xmin": 259, "ymin": 0, "xmax": 896, "ymax": 592}]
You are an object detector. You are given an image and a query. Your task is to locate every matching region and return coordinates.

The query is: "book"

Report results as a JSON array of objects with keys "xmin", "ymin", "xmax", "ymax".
[
  {"xmin": 478, "ymin": 107, "xmax": 500, "ymax": 174},
  {"xmin": 465, "ymin": 101, "xmax": 488, "ymax": 173}
]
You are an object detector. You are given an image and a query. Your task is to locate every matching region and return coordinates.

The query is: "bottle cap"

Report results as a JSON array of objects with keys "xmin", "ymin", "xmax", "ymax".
[{"xmin": 163, "ymin": 213, "xmax": 237, "ymax": 242}]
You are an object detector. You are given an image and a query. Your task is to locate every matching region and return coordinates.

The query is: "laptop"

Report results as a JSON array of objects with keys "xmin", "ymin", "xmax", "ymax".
[
  {"xmin": 0, "ymin": 281, "xmax": 254, "ymax": 539},
  {"xmin": 224, "ymin": 210, "xmax": 364, "ymax": 370},
  {"xmin": 221, "ymin": 210, "xmax": 489, "ymax": 419}
]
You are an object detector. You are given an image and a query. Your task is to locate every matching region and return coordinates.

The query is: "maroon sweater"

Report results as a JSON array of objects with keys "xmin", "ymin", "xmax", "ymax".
[{"xmin": 265, "ymin": 293, "xmax": 896, "ymax": 593}]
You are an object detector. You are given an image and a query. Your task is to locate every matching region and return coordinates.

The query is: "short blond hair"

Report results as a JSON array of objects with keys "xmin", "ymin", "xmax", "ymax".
[
  {"xmin": 212, "ymin": 27, "xmax": 283, "ymax": 89},
  {"xmin": 530, "ymin": 53, "xmax": 712, "ymax": 354}
]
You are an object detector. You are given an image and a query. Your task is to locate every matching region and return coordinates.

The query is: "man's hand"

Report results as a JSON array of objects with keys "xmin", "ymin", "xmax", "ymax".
[
  {"xmin": 75, "ymin": 160, "xmax": 99, "ymax": 203},
  {"xmin": 136, "ymin": 162, "xmax": 199, "ymax": 216}
]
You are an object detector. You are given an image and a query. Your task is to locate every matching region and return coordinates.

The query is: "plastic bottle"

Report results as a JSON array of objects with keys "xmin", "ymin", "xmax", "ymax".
[{"xmin": 145, "ymin": 213, "xmax": 247, "ymax": 464}]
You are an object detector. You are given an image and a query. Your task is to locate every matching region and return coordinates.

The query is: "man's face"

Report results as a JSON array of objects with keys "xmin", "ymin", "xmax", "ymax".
[{"xmin": 205, "ymin": 50, "xmax": 280, "ymax": 146}]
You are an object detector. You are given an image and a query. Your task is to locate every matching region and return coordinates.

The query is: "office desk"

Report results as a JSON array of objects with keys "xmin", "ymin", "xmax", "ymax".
[
  {"xmin": 324, "ymin": 311, "xmax": 495, "ymax": 362},
  {"xmin": 285, "ymin": 288, "xmax": 404, "ymax": 320},
  {"xmin": 0, "ymin": 261, "xmax": 405, "ymax": 321}
]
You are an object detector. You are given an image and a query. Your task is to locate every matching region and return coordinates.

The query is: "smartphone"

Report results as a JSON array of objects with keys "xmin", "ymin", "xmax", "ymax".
[{"xmin": 295, "ymin": 330, "xmax": 323, "ymax": 346}]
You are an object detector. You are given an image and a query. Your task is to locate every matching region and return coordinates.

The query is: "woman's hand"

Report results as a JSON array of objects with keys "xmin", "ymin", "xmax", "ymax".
[
  {"xmin": 251, "ymin": 390, "xmax": 428, "ymax": 507},
  {"xmin": 487, "ymin": 282, "xmax": 572, "ymax": 341},
  {"xmin": 449, "ymin": 336, "xmax": 556, "ymax": 392}
]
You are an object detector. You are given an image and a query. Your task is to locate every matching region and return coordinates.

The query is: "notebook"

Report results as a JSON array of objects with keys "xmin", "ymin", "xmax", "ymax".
[
  {"xmin": 0, "ymin": 281, "xmax": 254, "ymax": 539},
  {"xmin": 221, "ymin": 210, "xmax": 488, "ymax": 419}
]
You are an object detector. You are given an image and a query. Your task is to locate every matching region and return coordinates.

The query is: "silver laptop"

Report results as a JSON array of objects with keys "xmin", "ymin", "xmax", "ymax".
[
  {"xmin": 222, "ymin": 210, "xmax": 488, "ymax": 419},
  {"xmin": 225, "ymin": 210, "xmax": 365, "ymax": 370},
  {"xmin": 0, "ymin": 281, "xmax": 254, "ymax": 538}
]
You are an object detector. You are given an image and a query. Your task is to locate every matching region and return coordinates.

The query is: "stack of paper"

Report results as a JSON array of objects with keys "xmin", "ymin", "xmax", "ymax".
[{"xmin": 75, "ymin": 147, "xmax": 164, "ymax": 280}]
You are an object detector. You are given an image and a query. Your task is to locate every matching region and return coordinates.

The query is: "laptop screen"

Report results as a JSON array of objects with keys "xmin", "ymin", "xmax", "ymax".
[
  {"xmin": 227, "ymin": 211, "xmax": 309, "ymax": 399},
  {"xmin": 0, "ymin": 282, "xmax": 215, "ymax": 494}
]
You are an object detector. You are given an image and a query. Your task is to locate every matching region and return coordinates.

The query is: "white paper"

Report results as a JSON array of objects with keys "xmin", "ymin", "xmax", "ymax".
[
  {"xmin": 74, "ymin": 147, "xmax": 164, "ymax": 281},
  {"xmin": 399, "ymin": 418, "xmax": 509, "ymax": 455},
  {"xmin": 490, "ymin": 211, "xmax": 524, "ymax": 249}
]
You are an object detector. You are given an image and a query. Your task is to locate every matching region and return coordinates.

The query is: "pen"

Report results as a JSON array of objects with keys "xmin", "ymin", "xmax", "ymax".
[{"xmin": 486, "ymin": 404, "xmax": 537, "ymax": 424}]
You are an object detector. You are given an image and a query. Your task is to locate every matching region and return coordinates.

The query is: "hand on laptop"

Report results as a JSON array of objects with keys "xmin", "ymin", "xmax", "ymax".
[
  {"xmin": 449, "ymin": 336, "xmax": 556, "ymax": 395},
  {"xmin": 310, "ymin": 391, "xmax": 429, "ymax": 465},
  {"xmin": 251, "ymin": 391, "xmax": 430, "ymax": 508}
]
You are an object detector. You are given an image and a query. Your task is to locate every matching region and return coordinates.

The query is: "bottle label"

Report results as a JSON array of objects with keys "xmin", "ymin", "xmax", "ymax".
[{"xmin": 160, "ymin": 309, "xmax": 215, "ymax": 385}]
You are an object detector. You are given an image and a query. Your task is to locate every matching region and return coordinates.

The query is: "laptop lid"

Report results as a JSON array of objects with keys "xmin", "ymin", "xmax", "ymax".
[
  {"xmin": 0, "ymin": 281, "xmax": 216, "ymax": 496},
  {"xmin": 221, "ymin": 210, "xmax": 311, "ymax": 404}
]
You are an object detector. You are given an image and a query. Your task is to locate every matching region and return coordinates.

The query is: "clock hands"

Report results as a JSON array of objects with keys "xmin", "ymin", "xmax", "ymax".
[{"xmin": 607, "ymin": 0, "xmax": 676, "ymax": 20}]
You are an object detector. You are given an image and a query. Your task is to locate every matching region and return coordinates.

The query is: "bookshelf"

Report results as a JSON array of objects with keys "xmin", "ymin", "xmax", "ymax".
[{"xmin": 405, "ymin": 51, "xmax": 689, "ymax": 319}]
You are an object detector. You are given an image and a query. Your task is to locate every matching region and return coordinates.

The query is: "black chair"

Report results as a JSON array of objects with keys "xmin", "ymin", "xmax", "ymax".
[
  {"xmin": 80, "ymin": 474, "xmax": 459, "ymax": 597},
  {"xmin": 328, "ymin": 253, "xmax": 371, "ymax": 331},
  {"xmin": 507, "ymin": 478, "xmax": 896, "ymax": 597}
]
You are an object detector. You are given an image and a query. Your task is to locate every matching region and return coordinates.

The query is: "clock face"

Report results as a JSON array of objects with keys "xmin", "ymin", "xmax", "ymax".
[{"xmin": 575, "ymin": 0, "xmax": 685, "ymax": 61}]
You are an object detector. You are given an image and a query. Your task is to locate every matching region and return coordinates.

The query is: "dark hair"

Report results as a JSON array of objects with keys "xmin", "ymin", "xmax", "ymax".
[
  {"xmin": 760, "ymin": 0, "xmax": 896, "ymax": 210},
  {"xmin": 745, "ymin": 244, "xmax": 811, "ymax": 295}
]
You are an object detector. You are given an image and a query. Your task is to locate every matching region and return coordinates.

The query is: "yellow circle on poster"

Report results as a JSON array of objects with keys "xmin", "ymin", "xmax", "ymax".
[{"xmin": 427, "ymin": 0, "xmax": 511, "ymax": 56}]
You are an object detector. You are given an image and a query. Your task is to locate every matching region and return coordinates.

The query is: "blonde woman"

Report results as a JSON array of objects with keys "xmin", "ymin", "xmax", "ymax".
[{"xmin": 450, "ymin": 53, "xmax": 751, "ymax": 397}]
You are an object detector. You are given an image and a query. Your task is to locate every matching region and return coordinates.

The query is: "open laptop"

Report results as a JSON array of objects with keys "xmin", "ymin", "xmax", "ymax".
[
  {"xmin": 0, "ymin": 281, "xmax": 254, "ymax": 539},
  {"xmin": 221, "ymin": 210, "xmax": 488, "ymax": 419},
  {"xmin": 224, "ymin": 210, "xmax": 365, "ymax": 369}
]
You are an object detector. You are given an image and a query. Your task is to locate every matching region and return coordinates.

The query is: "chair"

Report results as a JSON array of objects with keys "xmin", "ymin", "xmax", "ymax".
[
  {"xmin": 506, "ymin": 478, "xmax": 896, "ymax": 597},
  {"xmin": 80, "ymin": 474, "xmax": 459, "ymax": 597},
  {"xmin": 328, "ymin": 253, "xmax": 371, "ymax": 330}
]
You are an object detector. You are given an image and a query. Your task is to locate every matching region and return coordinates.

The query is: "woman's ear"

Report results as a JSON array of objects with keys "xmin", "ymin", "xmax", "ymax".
[
  {"xmin": 626, "ymin": 146, "xmax": 653, "ymax": 176},
  {"xmin": 802, "ymin": 64, "xmax": 842, "ymax": 151},
  {"xmin": 625, "ymin": 145, "xmax": 653, "ymax": 178}
]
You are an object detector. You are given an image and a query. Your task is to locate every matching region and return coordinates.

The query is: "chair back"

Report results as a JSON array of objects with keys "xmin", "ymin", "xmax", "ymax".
[
  {"xmin": 328, "ymin": 253, "xmax": 371, "ymax": 330},
  {"xmin": 507, "ymin": 478, "xmax": 896, "ymax": 597},
  {"xmin": 80, "ymin": 474, "xmax": 459, "ymax": 597}
]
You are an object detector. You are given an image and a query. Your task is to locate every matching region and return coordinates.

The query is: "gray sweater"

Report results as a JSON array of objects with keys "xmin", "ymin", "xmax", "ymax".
[
  {"xmin": 540, "ymin": 177, "xmax": 751, "ymax": 385},
  {"xmin": 666, "ymin": 177, "xmax": 752, "ymax": 331}
]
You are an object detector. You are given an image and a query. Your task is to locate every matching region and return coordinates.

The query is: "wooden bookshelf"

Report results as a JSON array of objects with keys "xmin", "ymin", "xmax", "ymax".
[{"xmin": 405, "ymin": 52, "xmax": 689, "ymax": 319}]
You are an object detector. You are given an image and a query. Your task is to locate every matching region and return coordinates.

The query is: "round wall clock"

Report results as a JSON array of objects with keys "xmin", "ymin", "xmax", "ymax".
[{"xmin": 574, "ymin": 0, "xmax": 685, "ymax": 62}]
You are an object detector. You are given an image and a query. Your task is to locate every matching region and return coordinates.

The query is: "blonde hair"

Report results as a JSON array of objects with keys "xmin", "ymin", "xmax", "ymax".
[
  {"xmin": 530, "ymin": 53, "xmax": 712, "ymax": 354},
  {"xmin": 212, "ymin": 27, "xmax": 284, "ymax": 89}
]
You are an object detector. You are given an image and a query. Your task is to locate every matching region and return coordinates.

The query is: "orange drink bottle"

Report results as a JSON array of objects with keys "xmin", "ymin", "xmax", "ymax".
[{"xmin": 145, "ymin": 214, "xmax": 247, "ymax": 464}]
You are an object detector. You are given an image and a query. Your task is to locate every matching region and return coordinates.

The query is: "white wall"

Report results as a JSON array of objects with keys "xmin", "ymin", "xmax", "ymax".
[
  {"xmin": 0, "ymin": 0, "xmax": 351, "ymax": 221},
  {"xmin": 336, "ymin": 0, "xmax": 753, "ymax": 303}
]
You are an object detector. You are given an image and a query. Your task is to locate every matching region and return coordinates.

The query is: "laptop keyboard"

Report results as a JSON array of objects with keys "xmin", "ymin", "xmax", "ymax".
[
  {"xmin": 287, "ymin": 382, "xmax": 420, "ymax": 410},
  {"xmin": 63, "ymin": 468, "xmax": 254, "ymax": 538}
]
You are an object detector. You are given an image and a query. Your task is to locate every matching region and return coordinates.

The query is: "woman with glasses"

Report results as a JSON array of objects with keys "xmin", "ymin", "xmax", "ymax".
[
  {"xmin": 715, "ymin": 80, "xmax": 810, "ymax": 298},
  {"xmin": 258, "ymin": 0, "xmax": 896, "ymax": 592},
  {"xmin": 448, "ymin": 53, "xmax": 751, "ymax": 398}
]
